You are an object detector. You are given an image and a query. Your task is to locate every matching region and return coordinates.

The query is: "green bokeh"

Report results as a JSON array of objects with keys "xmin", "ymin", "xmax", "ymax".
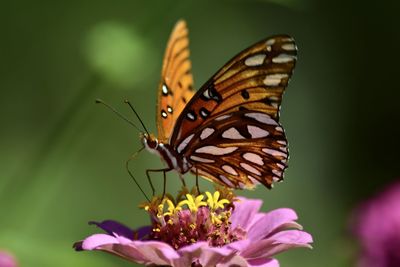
[{"xmin": 0, "ymin": 0, "xmax": 399, "ymax": 266}]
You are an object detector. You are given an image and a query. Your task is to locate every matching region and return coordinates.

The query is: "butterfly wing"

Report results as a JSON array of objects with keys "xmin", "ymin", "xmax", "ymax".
[
  {"xmin": 170, "ymin": 35, "xmax": 296, "ymax": 143},
  {"xmin": 171, "ymin": 35, "xmax": 297, "ymax": 188},
  {"xmin": 186, "ymin": 111, "xmax": 288, "ymax": 189},
  {"xmin": 156, "ymin": 20, "xmax": 195, "ymax": 142}
]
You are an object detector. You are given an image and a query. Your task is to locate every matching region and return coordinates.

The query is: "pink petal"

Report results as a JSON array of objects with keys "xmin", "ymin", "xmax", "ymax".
[
  {"xmin": 242, "ymin": 230, "xmax": 313, "ymax": 259},
  {"xmin": 217, "ymin": 255, "xmax": 248, "ymax": 267},
  {"xmin": 247, "ymin": 208, "xmax": 298, "ymax": 241},
  {"xmin": 231, "ymin": 197, "xmax": 263, "ymax": 230},
  {"xmin": 81, "ymin": 234, "xmax": 119, "ymax": 250},
  {"xmin": 226, "ymin": 239, "xmax": 251, "ymax": 251},
  {"xmin": 100, "ymin": 243, "xmax": 148, "ymax": 264},
  {"xmin": 175, "ymin": 242, "xmax": 209, "ymax": 267},
  {"xmin": 81, "ymin": 234, "xmax": 149, "ymax": 264},
  {"xmin": 133, "ymin": 241, "xmax": 180, "ymax": 266},
  {"xmin": 248, "ymin": 258, "xmax": 280, "ymax": 267},
  {"xmin": 178, "ymin": 241, "xmax": 209, "ymax": 255},
  {"xmin": 198, "ymin": 246, "xmax": 237, "ymax": 267}
]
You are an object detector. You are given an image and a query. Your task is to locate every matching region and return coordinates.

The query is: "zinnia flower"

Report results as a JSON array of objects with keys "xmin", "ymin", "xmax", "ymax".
[
  {"xmin": 351, "ymin": 181, "xmax": 400, "ymax": 267},
  {"xmin": 74, "ymin": 188, "xmax": 312, "ymax": 266}
]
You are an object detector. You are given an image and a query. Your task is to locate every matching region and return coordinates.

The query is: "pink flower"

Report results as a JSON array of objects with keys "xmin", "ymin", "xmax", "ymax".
[
  {"xmin": 351, "ymin": 181, "xmax": 400, "ymax": 267},
  {"xmin": 74, "ymin": 190, "xmax": 312, "ymax": 267},
  {"xmin": 0, "ymin": 250, "xmax": 18, "ymax": 267}
]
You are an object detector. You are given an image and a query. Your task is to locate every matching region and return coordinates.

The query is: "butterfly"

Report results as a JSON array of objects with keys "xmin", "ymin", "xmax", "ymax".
[{"xmin": 142, "ymin": 20, "xmax": 296, "ymax": 191}]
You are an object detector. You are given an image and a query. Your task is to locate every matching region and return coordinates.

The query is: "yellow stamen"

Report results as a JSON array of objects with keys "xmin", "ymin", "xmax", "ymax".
[
  {"xmin": 156, "ymin": 203, "xmax": 165, "ymax": 218},
  {"xmin": 206, "ymin": 191, "xmax": 230, "ymax": 210},
  {"xmin": 179, "ymin": 194, "xmax": 206, "ymax": 212},
  {"xmin": 163, "ymin": 199, "xmax": 183, "ymax": 217}
]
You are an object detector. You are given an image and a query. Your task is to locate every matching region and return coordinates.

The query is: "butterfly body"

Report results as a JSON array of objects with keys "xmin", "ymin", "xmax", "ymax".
[
  {"xmin": 145, "ymin": 20, "xmax": 296, "ymax": 190},
  {"xmin": 142, "ymin": 134, "xmax": 192, "ymax": 174}
]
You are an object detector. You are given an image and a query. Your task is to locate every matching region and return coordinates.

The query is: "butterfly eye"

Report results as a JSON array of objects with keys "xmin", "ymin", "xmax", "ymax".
[{"xmin": 147, "ymin": 138, "xmax": 158, "ymax": 149}]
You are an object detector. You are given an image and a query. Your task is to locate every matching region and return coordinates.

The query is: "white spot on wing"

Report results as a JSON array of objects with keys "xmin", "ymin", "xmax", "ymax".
[
  {"xmin": 263, "ymin": 73, "xmax": 288, "ymax": 86},
  {"xmin": 282, "ymin": 43, "xmax": 296, "ymax": 51},
  {"xmin": 177, "ymin": 134, "xmax": 194, "ymax": 153},
  {"xmin": 277, "ymin": 140, "xmax": 287, "ymax": 145},
  {"xmin": 262, "ymin": 148, "xmax": 286, "ymax": 157},
  {"xmin": 281, "ymin": 37, "xmax": 294, "ymax": 42},
  {"xmin": 187, "ymin": 112, "xmax": 195, "ymax": 120},
  {"xmin": 243, "ymin": 152, "xmax": 264, "ymax": 165},
  {"xmin": 222, "ymin": 165, "xmax": 238, "ymax": 176},
  {"xmin": 272, "ymin": 54, "xmax": 296, "ymax": 63},
  {"xmin": 240, "ymin": 163, "xmax": 262, "ymax": 176},
  {"xmin": 248, "ymin": 175, "xmax": 261, "ymax": 185},
  {"xmin": 247, "ymin": 125, "xmax": 269, "ymax": 138},
  {"xmin": 275, "ymin": 126, "xmax": 283, "ymax": 132},
  {"xmin": 273, "ymin": 176, "xmax": 281, "ymax": 182},
  {"xmin": 265, "ymin": 39, "xmax": 276, "ymax": 46},
  {"xmin": 277, "ymin": 163, "xmax": 285, "ymax": 170},
  {"xmin": 244, "ymin": 54, "xmax": 266, "ymax": 66},
  {"xmin": 195, "ymin": 146, "xmax": 238, "ymax": 155},
  {"xmin": 162, "ymin": 84, "xmax": 168, "ymax": 94},
  {"xmin": 203, "ymin": 89, "xmax": 211, "ymax": 99},
  {"xmin": 279, "ymin": 146, "xmax": 288, "ymax": 152},
  {"xmin": 219, "ymin": 175, "xmax": 234, "ymax": 187},
  {"xmin": 190, "ymin": 156, "xmax": 215, "ymax": 163},
  {"xmin": 200, "ymin": 128, "xmax": 215, "ymax": 140},
  {"xmin": 222, "ymin": 127, "xmax": 245, "ymax": 139},
  {"xmin": 272, "ymin": 169, "xmax": 282, "ymax": 176},
  {"xmin": 245, "ymin": 113, "xmax": 278, "ymax": 125}
]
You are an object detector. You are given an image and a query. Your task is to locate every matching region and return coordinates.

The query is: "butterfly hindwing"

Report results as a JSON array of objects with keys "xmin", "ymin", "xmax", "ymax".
[
  {"xmin": 170, "ymin": 35, "xmax": 297, "ymax": 144},
  {"xmin": 176, "ymin": 111, "xmax": 288, "ymax": 189},
  {"xmin": 157, "ymin": 20, "xmax": 195, "ymax": 142}
]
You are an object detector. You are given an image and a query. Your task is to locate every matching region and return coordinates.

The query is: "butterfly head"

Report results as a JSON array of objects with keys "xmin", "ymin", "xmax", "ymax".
[{"xmin": 142, "ymin": 133, "xmax": 159, "ymax": 150}]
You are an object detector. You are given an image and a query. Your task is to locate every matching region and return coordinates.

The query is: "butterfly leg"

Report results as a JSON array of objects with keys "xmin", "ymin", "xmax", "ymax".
[
  {"xmin": 195, "ymin": 168, "xmax": 201, "ymax": 194},
  {"xmin": 146, "ymin": 168, "xmax": 172, "ymax": 197},
  {"xmin": 125, "ymin": 146, "xmax": 150, "ymax": 201},
  {"xmin": 178, "ymin": 174, "xmax": 186, "ymax": 187},
  {"xmin": 161, "ymin": 170, "xmax": 167, "ymax": 200}
]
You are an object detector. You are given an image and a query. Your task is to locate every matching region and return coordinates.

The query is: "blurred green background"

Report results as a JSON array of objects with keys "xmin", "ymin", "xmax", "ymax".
[{"xmin": 1, "ymin": 0, "xmax": 399, "ymax": 266}]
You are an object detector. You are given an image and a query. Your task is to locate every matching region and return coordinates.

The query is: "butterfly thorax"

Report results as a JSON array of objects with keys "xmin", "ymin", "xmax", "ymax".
[{"xmin": 142, "ymin": 133, "xmax": 192, "ymax": 173}]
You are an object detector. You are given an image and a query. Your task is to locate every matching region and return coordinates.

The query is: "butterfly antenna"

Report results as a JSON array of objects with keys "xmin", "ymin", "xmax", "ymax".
[
  {"xmin": 126, "ymin": 146, "xmax": 150, "ymax": 202},
  {"xmin": 95, "ymin": 99, "xmax": 142, "ymax": 133},
  {"xmin": 124, "ymin": 100, "xmax": 150, "ymax": 135}
]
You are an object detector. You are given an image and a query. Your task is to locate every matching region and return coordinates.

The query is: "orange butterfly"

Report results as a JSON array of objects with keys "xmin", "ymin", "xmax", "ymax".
[{"xmin": 138, "ymin": 20, "xmax": 296, "ymax": 194}]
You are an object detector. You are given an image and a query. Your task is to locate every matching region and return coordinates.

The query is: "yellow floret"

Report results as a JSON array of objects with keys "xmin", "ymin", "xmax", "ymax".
[
  {"xmin": 179, "ymin": 194, "xmax": 206, "ymax": 212},
  {"xmin": 205, "ymin": 191, "xmax": 230, "ymax": 211}
]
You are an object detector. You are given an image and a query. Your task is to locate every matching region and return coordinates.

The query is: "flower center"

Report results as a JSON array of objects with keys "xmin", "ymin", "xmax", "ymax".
[{"xmin": 141, "ymin": 187, "xmax": 245, "ymax": 249}]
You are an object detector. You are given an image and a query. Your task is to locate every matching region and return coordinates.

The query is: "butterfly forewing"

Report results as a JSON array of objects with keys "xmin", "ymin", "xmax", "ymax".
[
  {"xmin": 170, "ymin": 35, "xmax": 297, "ymax": 145},
  {"xmin": 157, "ymin": 20, "xmax": 195, "ymax": 142}
]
